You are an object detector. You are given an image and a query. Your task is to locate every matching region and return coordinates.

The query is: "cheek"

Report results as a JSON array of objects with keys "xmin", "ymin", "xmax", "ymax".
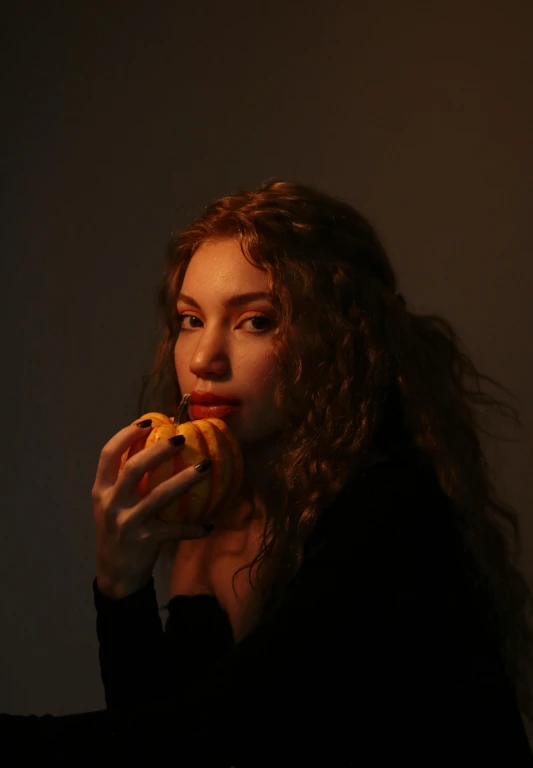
[
  {"xmin": 173, "ymin": 343, "xmax": 181, "ymax": 373},
  {"xmin": 173, "ymin": 344, "xmax": 187, "ymax": 387},
  {"xmin": 245, "ymin": 352, "xmax": 279, "ymax": 391}
]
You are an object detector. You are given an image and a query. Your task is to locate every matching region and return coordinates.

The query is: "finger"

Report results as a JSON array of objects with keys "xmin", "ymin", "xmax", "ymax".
[
  {"xmin": 151, "ymin": 521, "xmax": 214, "ymax": 543},
  {"xmin": 92, "ymin": 420, "xmax": 157, "ymax": 496},
  {"xmin": 114, "ymin": 433, "xmax": 190, "ymax": 506},
  {"xmin": 131, "ymin": 460, "xmax": 212, "ymax": 524}
]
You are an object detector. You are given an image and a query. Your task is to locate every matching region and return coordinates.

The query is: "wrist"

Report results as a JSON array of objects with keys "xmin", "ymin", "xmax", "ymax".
[{"xmin": 96, "ymin": 574, "xmax": 152, "ymax": 600}]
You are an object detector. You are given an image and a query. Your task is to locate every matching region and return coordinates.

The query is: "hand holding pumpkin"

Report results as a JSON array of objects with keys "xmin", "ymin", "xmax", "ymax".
[
  {"xmin": 92, "ymin": 405, "xmax": 245, "ymax": 600},
  {"xmin": 92, "ymin": 419, "xmax": 213, "ymax": 600},
  {"xmin": 117, "ymin": 408, "xmax": 245, "ymax": 523}
]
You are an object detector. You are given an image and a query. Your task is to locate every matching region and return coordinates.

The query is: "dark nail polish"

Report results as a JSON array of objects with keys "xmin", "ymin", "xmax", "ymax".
[
  {"xmin": 136, "ymin": 419, "xmax": 152, "ymax": 428},
  {"xmin": 195, "ymin": 458, "xmax": 212, "ymax": 473},
  {"xmin": 169, "ymin": 435, "xmax": 186, "ymax": 447},
  {"xmin": 202, "ymin": 524, "xmax": 215, "ymax": 534}
]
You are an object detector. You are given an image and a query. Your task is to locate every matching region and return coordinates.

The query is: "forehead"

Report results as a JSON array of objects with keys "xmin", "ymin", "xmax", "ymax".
[{"xmin": 183, "ymin": 239, "xmax": 267, "ymax": 288}]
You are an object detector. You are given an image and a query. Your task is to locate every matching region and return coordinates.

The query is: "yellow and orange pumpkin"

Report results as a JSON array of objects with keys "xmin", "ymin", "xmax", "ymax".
[{"xmin": 119, "ymin": 411, "xmax": 244, "ymax": 525}]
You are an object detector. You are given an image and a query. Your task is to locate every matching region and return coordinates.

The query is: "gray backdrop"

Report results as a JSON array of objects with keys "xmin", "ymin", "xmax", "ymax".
[{"xmin": 2, "ymin": 0, "xmax": 532, "ymax": 748}]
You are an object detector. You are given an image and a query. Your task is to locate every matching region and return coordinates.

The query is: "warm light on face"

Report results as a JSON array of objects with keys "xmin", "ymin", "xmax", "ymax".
[
  {"xmin": 177, "ymin": 290, "xmax": 273, "ymax": 311},
  {"xmin": 173, "ymin": 239, "xmax": 286, "ymax": 445}
]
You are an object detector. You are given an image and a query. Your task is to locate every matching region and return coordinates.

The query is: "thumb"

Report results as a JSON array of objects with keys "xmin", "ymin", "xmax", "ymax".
[{"xmin": 152, "ymin": 521, "xmax": 215, "ymax": 542}]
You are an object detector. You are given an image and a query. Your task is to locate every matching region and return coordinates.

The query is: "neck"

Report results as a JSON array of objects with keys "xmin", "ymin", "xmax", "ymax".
[
  {"xmin": 243, "ymin": 433, "xmax": 284, "ymax": 512},
  {"xmin": 219, "ymin": 434, "xmax": 284, "ymax": 529}
]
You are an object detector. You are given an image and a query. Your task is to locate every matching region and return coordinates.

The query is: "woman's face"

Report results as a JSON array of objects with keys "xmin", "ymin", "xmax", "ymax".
[{"xmin": 174, "ymin": 238, "xmax": 295, "ymax": 445}]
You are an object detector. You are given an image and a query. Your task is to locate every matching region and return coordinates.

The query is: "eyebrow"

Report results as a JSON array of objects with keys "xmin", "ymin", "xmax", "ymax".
[{"xmin": 177, "ymin": 291, "xmax": 272, "ymax": 309}]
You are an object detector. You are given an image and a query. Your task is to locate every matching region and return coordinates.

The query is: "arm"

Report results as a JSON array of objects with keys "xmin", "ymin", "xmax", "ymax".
[
  {"xmin": 93, "ymin": 576, "xmax": 166, "ymax": 709},
  {"xmin": 93, "ymin": 576, "xmax": 234, "ymax": 710}
]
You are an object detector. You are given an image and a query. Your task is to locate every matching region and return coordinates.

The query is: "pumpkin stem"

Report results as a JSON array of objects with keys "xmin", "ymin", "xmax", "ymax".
[{"xmin": 174, "ymin": 393, "xmax": 191, "ymax": 425}]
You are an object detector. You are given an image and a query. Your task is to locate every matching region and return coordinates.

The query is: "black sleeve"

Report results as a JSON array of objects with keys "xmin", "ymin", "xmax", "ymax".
[
  {"xmin": 92, "ymin": 577, "xmax": 235, "ymax": 709},
  {"xmin": 1, "ymin": 463, "xmax": 532, "ymax": 767}
]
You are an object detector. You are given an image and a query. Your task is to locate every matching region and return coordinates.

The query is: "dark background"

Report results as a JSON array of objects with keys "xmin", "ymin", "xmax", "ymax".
[{"xmin": 2, "ymin": 0, "xmax": 532, "ymax": 746}]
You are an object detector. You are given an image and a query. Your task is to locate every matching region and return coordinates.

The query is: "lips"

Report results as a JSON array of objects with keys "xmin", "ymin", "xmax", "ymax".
[{"xmin": 189, "ymin": 390, "xmax": 241, "ymax": 405}]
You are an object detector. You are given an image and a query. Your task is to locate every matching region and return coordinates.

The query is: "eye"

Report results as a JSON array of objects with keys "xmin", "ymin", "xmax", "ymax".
[{"xmin": 177, "ymin": 313, "xmax": 272, "ymax": 333}]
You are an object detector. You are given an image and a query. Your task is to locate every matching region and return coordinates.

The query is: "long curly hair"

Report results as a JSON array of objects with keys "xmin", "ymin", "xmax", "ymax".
[{"xmin": 136, "ymin": 178, "xmax": 533, "ymax": 721}]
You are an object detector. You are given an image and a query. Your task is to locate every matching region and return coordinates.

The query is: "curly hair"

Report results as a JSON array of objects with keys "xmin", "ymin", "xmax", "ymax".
[{"xmin": 136, "ymin": 177, "xmax": 533, "ymax": 722}]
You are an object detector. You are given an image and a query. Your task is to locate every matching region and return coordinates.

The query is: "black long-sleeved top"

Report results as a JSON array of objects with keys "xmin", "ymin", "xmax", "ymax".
[{"xmin": 1, "ymin": 447, "xmax": 532, "ymax": 766}]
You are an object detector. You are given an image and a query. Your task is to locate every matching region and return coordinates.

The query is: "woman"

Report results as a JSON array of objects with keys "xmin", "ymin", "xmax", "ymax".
[{"xmin": 2, "ymin": 178, "xmax": 533, "ymax": 766}]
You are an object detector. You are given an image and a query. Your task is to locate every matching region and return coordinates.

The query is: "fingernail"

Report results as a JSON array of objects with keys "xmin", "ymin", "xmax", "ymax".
[
  {"xmin": 169, "ymin": 435, "xmax": 186, "ymax": 447},
  {"xmin": 136, "ymin": 419, "xmax": 152, "ymax": 428},
  {"xmin": 194, "ymin": 458, "xmax": 212, "ymax": 473},
  {"xmin": 201, "ymin": 524, "xmax": 215, "ymax": 535}
]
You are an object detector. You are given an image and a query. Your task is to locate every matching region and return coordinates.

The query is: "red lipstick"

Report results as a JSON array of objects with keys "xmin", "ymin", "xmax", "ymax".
[{"xmin": 189, "ymin": 390, "xmax": 241, "ymax": 405}]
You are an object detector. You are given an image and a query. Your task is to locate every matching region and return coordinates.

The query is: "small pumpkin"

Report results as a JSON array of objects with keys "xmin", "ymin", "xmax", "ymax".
[{"xmin": 119, "ymin": 401, "xmax": 244, "ymax": 525}]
